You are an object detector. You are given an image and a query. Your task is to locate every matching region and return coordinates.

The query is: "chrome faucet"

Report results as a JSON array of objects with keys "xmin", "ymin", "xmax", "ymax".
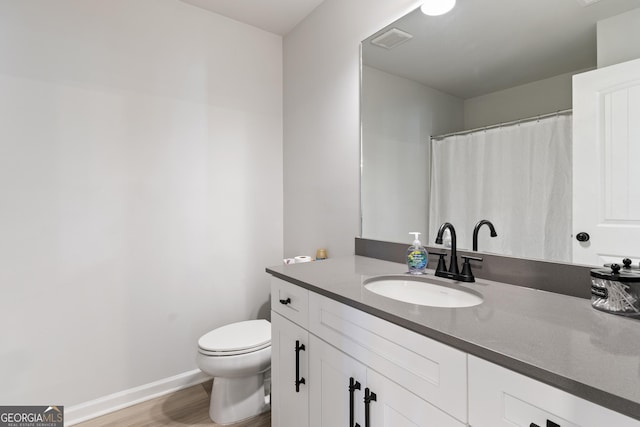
[
  {"xmin": 472, "ymin": 220, "xmax": 497, "ymax": 251},
  {"xmin": 434, "ymin": 222, "xmax": 483, "ymax": 283}
]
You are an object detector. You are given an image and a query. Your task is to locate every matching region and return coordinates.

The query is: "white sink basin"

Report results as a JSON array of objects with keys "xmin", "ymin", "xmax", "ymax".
[{"xmin": 363, "ymin": 276, "xmax": 483, "ymax": 308}]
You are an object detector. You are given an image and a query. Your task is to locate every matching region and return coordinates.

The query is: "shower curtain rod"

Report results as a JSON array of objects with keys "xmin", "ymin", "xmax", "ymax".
[{"xmin": 430, "ymin": 108, "xmax": 573, "ymax": 141}]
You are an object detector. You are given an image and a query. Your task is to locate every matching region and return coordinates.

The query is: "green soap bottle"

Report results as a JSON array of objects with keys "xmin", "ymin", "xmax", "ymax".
[{"xmin": 407, "ymin": 232, "xmax": 428, "ymax": 275}]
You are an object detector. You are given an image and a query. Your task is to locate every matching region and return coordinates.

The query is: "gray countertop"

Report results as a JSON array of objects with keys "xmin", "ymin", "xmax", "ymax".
[{"xmin": 266, "ymin": 255, "xmax": 640, "ymax": 421}]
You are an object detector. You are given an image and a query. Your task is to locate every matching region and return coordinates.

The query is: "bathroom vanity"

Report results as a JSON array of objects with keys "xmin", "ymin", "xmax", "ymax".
[{"xmin": 267, "ymin": 256, "xmax": 640, "ymax": 426}]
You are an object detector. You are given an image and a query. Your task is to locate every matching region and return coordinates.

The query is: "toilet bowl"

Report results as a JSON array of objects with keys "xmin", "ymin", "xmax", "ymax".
[{"xmin": 196, "ymin": 319, "xmax": 271, "ymax": 425}]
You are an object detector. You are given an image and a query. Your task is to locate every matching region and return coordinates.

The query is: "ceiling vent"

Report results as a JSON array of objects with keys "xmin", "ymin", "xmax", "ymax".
[{"xmin": 370, "ymin": 28, "xmax": 413, "ymax": 50}]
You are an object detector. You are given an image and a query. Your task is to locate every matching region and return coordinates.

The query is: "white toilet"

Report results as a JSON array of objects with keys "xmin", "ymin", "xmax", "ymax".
[{"xmin": 196, "ymin": 319, "xmax": 271, "ymax": 425}]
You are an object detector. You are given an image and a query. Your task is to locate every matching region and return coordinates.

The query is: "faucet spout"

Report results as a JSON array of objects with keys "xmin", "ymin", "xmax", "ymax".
[
  {"xmin": 473, "ymin": 220, "xmax": 497, "ymax": 251},
  {"xmin": 435, "ymin": 222, "xmax": 459, "ymax": 275}
]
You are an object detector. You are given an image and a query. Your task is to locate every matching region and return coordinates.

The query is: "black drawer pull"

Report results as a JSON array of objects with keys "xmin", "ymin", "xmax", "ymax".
[
  {"xmin": 364, "ymin": 388, "xmax": 377, "ymax": 427},
  {"xmin": 295, "ymin": 340, "xmax": 306, "ymax": 392},
  {"xmin": 279, "ymin": 297, "xmax": 291, "ymax": 305},
  {"xmin": 531, "ymin": 421, "xmax": 561, "ymax": 427},
  {"xmin": 349, "ymin": 377, "xmax": 361, "ymax": 427}
]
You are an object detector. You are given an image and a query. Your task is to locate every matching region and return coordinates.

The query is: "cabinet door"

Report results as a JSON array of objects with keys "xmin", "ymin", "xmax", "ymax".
[
  {"xmin": 309, "ymin": 335, "xmax": 367, "ymax": 427},
  {"xmin": 271, "ymin": 311, "xmax": 309, "ymax": 427},
  {"xmin": 366, "ymin": 369, "xmax": 465, "ymax": 427},
  {"xmin": 309, "ymin": 292, "xmax": 467, "ymax": 422},
  {"xmin": 469, "ymin": 355, "xmax": 640, "ymax": 427}
]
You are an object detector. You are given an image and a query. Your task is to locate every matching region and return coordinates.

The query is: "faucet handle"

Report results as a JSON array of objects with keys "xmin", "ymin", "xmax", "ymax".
[
  {"xmin": 430, "ymin": 252, "xmax": 448, "ymax": 274},
  {"xmin": 460, "ymin": 255, "xmax": 483, "ymax": 283}
]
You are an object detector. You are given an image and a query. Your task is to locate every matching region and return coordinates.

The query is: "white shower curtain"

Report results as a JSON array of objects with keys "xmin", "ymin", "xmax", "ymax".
[{"xmin": 429, "ymin": 114, "xmax": 572, "ymax": 262}]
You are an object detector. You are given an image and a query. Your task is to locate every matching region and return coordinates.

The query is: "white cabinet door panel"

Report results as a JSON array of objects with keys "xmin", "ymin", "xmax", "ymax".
[
  {"xmin": 468, "ymin": 355, "xmax": 640, "ymax": 427},
  {"xmin": 367, "ymin": 369, "xmax": 465, "ymax": 427},
  {"xmin": 309, "ymin": 335, "xmax": 366, "ymax": 427},
  {"xmin": 271, "ymin": 311, "xmax": 309, "ymax": 427}
]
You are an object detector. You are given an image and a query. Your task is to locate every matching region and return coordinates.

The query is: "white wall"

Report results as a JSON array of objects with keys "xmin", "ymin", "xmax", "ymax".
[
  {"xmin": 361, "ymin": 66, "xmax": 463, "ymax": 244},
  {"xmin": 283, "ymin": 0, "xmax": 421, "ymax": 258},
  {"xmin": 0, "ymin": 0, "xmax": 282, "ymax": 410},
  {"xmin": 463, "ymin": 71, "xmax": 575, "ymax": 130},
  {"xmin": 462, "ymin": 8, "xmax": 640, "ymax": 128},
  {"xmin": 598, "ymin": 7, "xmax": 640, "ymax": 68}
]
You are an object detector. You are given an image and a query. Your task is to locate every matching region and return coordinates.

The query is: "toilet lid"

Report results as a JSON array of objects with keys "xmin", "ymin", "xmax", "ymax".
[{"xmin": 198, "ymin": 319, "xmax": 271, "ymax": 353}]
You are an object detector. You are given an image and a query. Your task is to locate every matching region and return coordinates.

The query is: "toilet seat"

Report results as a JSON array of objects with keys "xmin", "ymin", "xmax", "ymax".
[
  {"xmin": 198, "ymin": 319, "xmax": 271, "ymax": 356},
  {"xmin": 198, "ymin": 342, "xmax": 271, "ymax": 356}
]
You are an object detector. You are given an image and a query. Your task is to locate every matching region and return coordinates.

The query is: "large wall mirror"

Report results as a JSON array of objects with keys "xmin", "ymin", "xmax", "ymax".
[{"xmin": 360, "ymin": 0, "xmax": 640, "ymax": 267}]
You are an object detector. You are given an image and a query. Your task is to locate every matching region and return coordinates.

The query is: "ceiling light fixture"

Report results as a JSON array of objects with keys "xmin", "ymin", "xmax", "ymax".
[{"xmin": 420, "ymin": 0, "xmax": 456, "ymax": 16}]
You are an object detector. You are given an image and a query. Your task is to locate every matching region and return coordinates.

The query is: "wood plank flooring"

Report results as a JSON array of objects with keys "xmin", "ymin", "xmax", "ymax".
[{"xmin": 75, "ymin": 381, "xmax": 271, "ymax": 427}]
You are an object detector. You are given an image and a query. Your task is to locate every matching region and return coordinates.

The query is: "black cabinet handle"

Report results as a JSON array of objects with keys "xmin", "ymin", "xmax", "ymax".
[
  {"xmin": 279, "ymin": 297, "xmax": 291, "ymax": 305},
  {"xmin": 294, "ymin": 340, "xmax": 305, "ymax": 392},
  {"xmin": 349, "ymin": 377, "xmax": 361, "ymax": 427},
  {"xmin": 531, "ymin": 421, "xmax": 560, "ymax": 427},
  {"xmin": 364, "ymin": 387, "xmax": 377, "ymax": 427}
]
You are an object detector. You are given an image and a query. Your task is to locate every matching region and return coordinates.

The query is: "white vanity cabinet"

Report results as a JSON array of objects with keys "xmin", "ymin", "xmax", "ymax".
[
  {"xmin": 468, "ymin": 355, "xmax": 640, "ymax": 427},
  {"xmin": 270, "ymin": 276, "xmax": 467, "ymax": 427},
  {"xmin": 271, "ymin": 276, "xmax": 640, "ymax": 426}
]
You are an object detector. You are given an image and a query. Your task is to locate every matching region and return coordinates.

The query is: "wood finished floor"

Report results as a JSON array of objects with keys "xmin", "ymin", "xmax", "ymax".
[{"xmin": 75, "ymin": 381, "xmax": 271, "ymax": 427}]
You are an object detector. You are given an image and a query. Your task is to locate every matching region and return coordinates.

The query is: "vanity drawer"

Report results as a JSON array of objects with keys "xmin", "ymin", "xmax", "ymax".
[
  {"xmin": 271, "ymin": 277, "xmax": 309, "ymax": 328},
  {"xmin": 469, "ymin": 355, "xmax": 640, "ymax": 427},
  {"xmin": 308, "ymin": 291, "xmax": 468, "ymax": 423}
]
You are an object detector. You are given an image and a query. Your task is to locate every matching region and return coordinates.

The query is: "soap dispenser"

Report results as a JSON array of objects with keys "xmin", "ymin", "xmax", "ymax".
[{"xmin": 407, "ymin": 232, "xmax": 428, "ymax": 275}]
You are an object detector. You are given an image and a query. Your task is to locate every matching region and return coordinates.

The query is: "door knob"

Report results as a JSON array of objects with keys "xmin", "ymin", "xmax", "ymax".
[{"xmin": 576, "ymin": 232, "xmax": 590, "ymax": 242}]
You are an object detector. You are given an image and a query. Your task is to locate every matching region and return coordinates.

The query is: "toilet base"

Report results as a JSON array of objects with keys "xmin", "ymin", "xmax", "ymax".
[{"xmin": 209, "ymin": 373, "xmax": 270, "ymax": 425}]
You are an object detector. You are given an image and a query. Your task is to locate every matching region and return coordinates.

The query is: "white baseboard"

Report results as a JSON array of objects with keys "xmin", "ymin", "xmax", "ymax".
[{"xmin": 65, "ymin": 369, "xmax": 211, "ymax": 426}]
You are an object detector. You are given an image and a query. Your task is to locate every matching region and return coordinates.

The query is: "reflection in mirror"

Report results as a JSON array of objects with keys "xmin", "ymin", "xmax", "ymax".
[{"xmin": 360, "ymin": 0, "xmax": 640, "ymax": 266}]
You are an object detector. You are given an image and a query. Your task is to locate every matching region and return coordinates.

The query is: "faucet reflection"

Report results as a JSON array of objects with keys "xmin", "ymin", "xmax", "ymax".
[
  {"xmin": 435, "ymin": 222, "xmax": 459, "ymax": 275},
  {"xmin": 473, "ymin": 220, "xmax": 498, "ymax": 251}
]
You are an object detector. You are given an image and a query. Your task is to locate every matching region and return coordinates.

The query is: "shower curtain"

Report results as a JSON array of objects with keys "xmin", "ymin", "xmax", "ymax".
[{"xmin": 429, "ymin": 114, "xmax": 572, "ymax": 262}]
